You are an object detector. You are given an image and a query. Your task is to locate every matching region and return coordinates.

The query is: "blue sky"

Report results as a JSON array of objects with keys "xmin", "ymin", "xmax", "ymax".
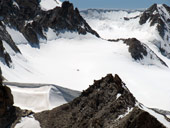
[{"xmin": 60, "ymin": 0, "xmax": 170, "ymax": 9}]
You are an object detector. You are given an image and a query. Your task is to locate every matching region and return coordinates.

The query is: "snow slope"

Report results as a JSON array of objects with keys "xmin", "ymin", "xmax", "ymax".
[
  {"xmin": 156, "ymin": 4, "xmax": 170, "ymax": 58},
  {"xmin": 5, "ymin": 82, "xmax": 80, "ymax": 112},
  {"xmin": 0, "ymin": 6, "xmax": 170, "ymax": 112},
  {"xmin": 40, "ymin": 0, "xmax": 62, "ymax": 10},
  {"xmin": 80, "ymin": 5, "xmax": 170, "ymax": 59},
  {"xmin": 1, "ymin": 31, "xmax": 170, "ymax": 111},
  {"xmin": 80, "ymin": 8, "xmax": 168, "ymax": 53},
  {"xmin": 81, "ymin": 9, "xmax": 144, "ymax": 40},
  {"xmin": 136, "ymin": 103, "xmax": 170, "ymax": 128},
  {"xmin": 15, "ymin": 115, "xmax": 41, "ymax": 128}
]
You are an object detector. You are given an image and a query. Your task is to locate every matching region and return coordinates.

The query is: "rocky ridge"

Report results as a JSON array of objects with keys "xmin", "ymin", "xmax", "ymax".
[
  {"xmin": 109, "ymin": 38, "xmax": 168, "ymax": 67},
  {"xmin": 34, "ymin": 74, "xmax": 168, "ymax": 128},
  {"xmin": 0, "ymin": 0, "xmax": 99, "ymax": 67},
  {"xmin": 0, "ymin": 68, "xmax": 38, "ymax": 128},
  {"xmin": 0, "ymin": 67, "xmax": 169, "ymax": 127},
  {"xmin": 0, "ymin": 68, "xmax": 20, "ymax": 128},
  {"xmin": 139, "ymin": 4, "xmax": 170, "ymax": 58}
]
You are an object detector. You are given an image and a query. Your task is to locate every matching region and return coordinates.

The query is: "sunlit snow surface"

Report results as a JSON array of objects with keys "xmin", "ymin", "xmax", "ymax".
[
  {"xmin": 2, "ymin": 31, "xmax": 170, "ymax": 111},
  {"xmin": 1, "ymin": 6, "xmax": 170, "ymax": 112},
  {"xmin": 5, "ymin": 81, "xmax": 80, "ymax": 112},
  {"xmin": 15, "ymin": 115, "xmax": 41, "ymax": 128},
  {"xmin": 136, "ymin": 103, "xmax": 170, "ymax": 128},
  {"xmin": 40, "ymin": 0, "xmax": 61, "ymax": 10}
]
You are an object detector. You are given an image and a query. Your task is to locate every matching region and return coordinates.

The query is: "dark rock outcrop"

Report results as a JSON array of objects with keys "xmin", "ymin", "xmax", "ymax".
[
  {"xmin": 0, "ymin": 0, "xmax": 99, "ymax": 47},
  {"xmin": 124, "ymin": 38, "xmax": 147, "ymax": 60},
  {"xmin": 0, "ymin": 68, "xmax": 30, "ymax": 128},
  {"xmin": 38, "ymin": 1, "xmax": 99, "ymax": 37},
  {"xmin": 139, "ymin": 4, "xmax": 168, "ymax": 39},
  {"xmin": 0, "ymin": 68, "xmax": 17, "ymax": 128},
  {"xmin": 139, "ymin": 4, "xmax": 158, "ymax": 25},
  {"xmin": 0, "ymin": 21, "xmax": 20, "ymax": 67},
  {"xmin": 0, "ymin": 85, "xmax": 17, "ymax": 128},
  {"xmin": 34, "ymin": 74, "xmax": 166, "ymax": 128},
  {"xmin": 124, "ymin": 38, "xmax": 168, "ymax": 67},
  {"xmin": 0, "ymin": 40, "xmax": 12, "ymax": 67},
  {"xmin": 139, "ymin": 4, "xmax": 170, "ymax": 58},
  {"xmin": 0, "ymin": 21, "xmax": 20, "ymax": 53},
  {"xmin": 109, "ymin": 38, "xmax": 168, "ymax": 67},
  {"xmin": 0, "ymin": 0, "xmax": 99, "ymax": 65}
]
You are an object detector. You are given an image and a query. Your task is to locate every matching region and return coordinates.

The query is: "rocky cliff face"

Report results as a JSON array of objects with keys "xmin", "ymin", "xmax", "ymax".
[
  {"xmin": 34, "ymin": 74, "xmax": 167, "ymax": 128},
  {"xmin": 139, "ymin": 4, "xmax": 170, "ymax": 58},
  {"xmin": 0, "ymin": 69, "xmax": 17, "ymax": 128},
  {"xmin": 0, "ymin": 0, "xmax": 99, "ymax": 44},
  {"xmin": 0, "ymin": 68, "xmax": 33, "ymax": 128},
  {"xmin": 0, "ymin": 0, "xmax": 99, "ymax": 66},
  {"xmin": 109, "ymin": 38, "xmax": 168, "ymax": 67},
  {"xmin": 124, "ymin": 38, "xmax": 168, "ymax": 67}
]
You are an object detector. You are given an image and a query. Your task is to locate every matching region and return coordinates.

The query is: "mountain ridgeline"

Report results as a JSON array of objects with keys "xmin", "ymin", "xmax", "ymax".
[
  {"xmin": 34, "ymin": 74, "xmax": 167, "ymax": 128},
  {"xmin": 0, "ymin": 1, "xmax": 169, "ymax": 127},
  {"xmin": 139, "ymin": 4, "xmax": 170, "ymax": 59},
  {"xmin": 0, "ymin": 1, "xmax": 169, "ymax": 68},
  {"xmin": 0, "ymin": 0, "xmax": 99, "ymax": 67},
  {"xmin": 0, "ymin": 72, "xmax": 169, "ymax": 127}
]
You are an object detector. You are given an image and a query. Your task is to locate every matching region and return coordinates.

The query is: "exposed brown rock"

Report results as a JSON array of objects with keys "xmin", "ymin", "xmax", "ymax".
[
  {"xmin": 139, "ymin": 4, "xmax": 170, "ymax": 59},
  {"xmin": 0, "ymin": 68, "xmax": 18, "ymax": 128},
  {"xmin": 0, "ymin": 0, "xmax": 99, "ymax": 47},
  {"xmin": 0, "ymin": 0, "xmax": 99, "ymax": 64},
  {"xmin": 0, "ymin": 40, "xmax": 12, "ymax": 67},
  {"xmin": 109, "ymin": 38, "xmax": 168, "ymax": 67},
  {"xmin": 124, "ymin": 38, "xmax": 147, "ymax": 60},
  {"xmin": 139, "ymin": 4, "xmax": 158, "ymax": 25},
  {"xmin": 114, "ymin": 107, "xmax": 166, "ymax": 128},
  {"xmin": 35, "ymin": 74, "xmax": 166, "ymax": 128}
]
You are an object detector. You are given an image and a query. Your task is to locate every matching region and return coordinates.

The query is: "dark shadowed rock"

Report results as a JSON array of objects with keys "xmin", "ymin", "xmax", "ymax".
[
  {"xmin": 21, "ymin": 24, "xmax": 40, "ymax": 47},
  {"xmin": 0, "ymin": 40, "xmax": 12, "ymax": 67},
  {"xmin": 0, "ymin": 0, "xmax": 99, "ymax": 66},
  {"xmin": 139, "ymin": 4, "xmax": 170, "ymax": 59},
  {"xmin": 139, "ymin": 4, "xmax": 167, "ymax": 38},
  {"xmin": 34, "ymin": 74, "xmax": 166, "ymax": 128},
  {"xmin": 0, "ymin": 68, "xmax": 17, "ymax": 128},
  {"xmin": 0, "ymin": 0, "xmax": 99, "ymax": 47},
  {"xmin": 109, "ymin": 38, "xmax": 168, "ymax": 67},
  {"xmin": 116, "ymin": 107, "xmax": 166, "ymax": 128},
  {"xmin": 36, "ymin": 1, "xmax": 100, "ymax": 37},
  {"xmin": 0, "ymin": 68, "xmax": 29, "ymax": 128},
  {"xmin": 124, "ymin": 38, "xmax": 168, "ymax": 67},
  {"xmin": 0, "ymin": 21, "xmax": 20, "ymax": 53},
  {"xmin": 124, "ymin": 38, "xmax": 147, "ymax": 60},
  {"xmin": 139, "ymin": 4, "xmax": 158, "ymax": 25}
]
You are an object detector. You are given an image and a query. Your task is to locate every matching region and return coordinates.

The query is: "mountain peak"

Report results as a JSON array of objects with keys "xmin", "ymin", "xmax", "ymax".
[
  {"xmin": 34, "ymin": 74, "xmax": 167, "ymax": 128},
  {"xmin": 139, "ymin": 4, "xmax": 170, "ymax": 59}
]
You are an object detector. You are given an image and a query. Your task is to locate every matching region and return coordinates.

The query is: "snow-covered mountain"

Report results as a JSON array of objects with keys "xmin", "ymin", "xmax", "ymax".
[
  {"xmin": 0, "ymin": 0, "xmax": 170, "ymax": 127},
  {"xmin": 81, "ymin": 4, "xmax": 170, "ymax": 59},
  {"xmin": 15, "ymin": 74, "xmax": 170, "ymax": 128},
  {"xmin": 0, "ymin": 0, "xmax": 99, "ymax": 67},
  {"xmin": 0, "ymin": 0, "xmax": 170, "ymax": 112},
  {"xmin": 139, "ymin": 4, "xmax": 170, "ymax": 58}
]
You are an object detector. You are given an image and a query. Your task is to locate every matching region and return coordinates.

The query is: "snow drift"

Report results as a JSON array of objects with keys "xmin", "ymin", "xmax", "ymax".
[{"xmin": 5, "ymin": 82, "xmax": 80, "ymax": 112}]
